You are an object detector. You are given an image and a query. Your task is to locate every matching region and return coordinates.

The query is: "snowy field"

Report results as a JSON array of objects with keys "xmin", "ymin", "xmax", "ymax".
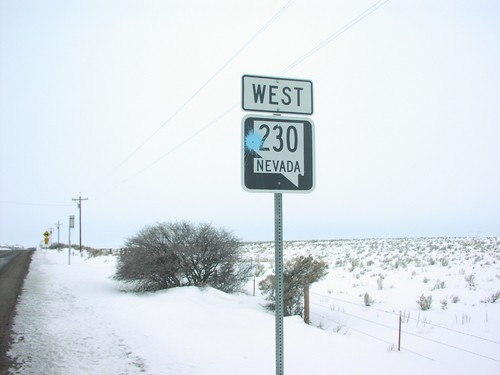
[{"xmin": 7, "ymin": 237, "xmax": 500, "ymax": 374}]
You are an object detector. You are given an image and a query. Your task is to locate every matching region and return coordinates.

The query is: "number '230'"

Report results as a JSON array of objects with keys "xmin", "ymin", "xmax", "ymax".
[{"xmin": 259, "ymin": 124, "xmax": 298, "ymax": 152}]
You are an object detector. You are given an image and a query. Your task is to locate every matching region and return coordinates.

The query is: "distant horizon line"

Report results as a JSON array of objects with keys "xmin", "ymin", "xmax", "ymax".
[
  {"xmin": 4, "ymin": 235, "xmax": 497, "ymax": 250},
  {"xmin": 241, "ymin": 235, "xmax": 499, "ymax": 244}
]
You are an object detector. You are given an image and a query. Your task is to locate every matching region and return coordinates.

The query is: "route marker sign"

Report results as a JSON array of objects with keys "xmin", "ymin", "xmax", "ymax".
[
  {"xmin": 242, "ymin": 115, "xmax": 315, "ymax": 193},
  {"xmin": 242, "ymin": 75, "xmax": 313, "ymax": 115}
]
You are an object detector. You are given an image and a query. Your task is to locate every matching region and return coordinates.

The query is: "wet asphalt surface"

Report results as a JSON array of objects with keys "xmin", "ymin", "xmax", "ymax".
[{"xmin": 0, "ymin": 250, "xmax": 33, "ymax": 373}]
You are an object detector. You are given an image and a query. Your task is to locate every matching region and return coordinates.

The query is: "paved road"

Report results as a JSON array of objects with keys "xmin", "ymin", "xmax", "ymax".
[
  {"xmin": 0, "ymin": 250, "xmax": 25, "ymax": 271},
  {"xmin": 0, "ymin": 250, "xmax": 34, "ymax": 373}
]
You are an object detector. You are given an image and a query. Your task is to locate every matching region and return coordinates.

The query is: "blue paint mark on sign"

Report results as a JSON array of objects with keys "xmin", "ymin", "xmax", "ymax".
[{"xmin": 245, "ymin": 130, "xmax": 263, "ymax": 152}]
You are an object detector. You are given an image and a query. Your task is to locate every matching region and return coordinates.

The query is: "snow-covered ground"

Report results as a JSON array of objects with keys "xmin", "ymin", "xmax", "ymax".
[{"xmin": 7, "ymin": 237, "xmax": 500, "ymax": 374}]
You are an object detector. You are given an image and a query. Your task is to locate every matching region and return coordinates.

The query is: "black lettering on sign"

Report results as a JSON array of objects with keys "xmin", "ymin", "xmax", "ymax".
[
  {"xmin": 287, "ymin": 126, "xmax": 298, "ymax": 152},
  {"xmin": 252, "ymin": 84, "xmax": 266, "ymax": 104},
  {"xmin": 250, "ymin": 83, "xmax": 305, "ymax": 108},
  {"xmin": 273, "ymin": 124, "xmax": 283, "ymax": 152},
  {"xmin": 281, "ymin": 87, "xmax": 291, "ymax": 105},
  {"xmin": 259, "ymin": 124, "xmax": 270, "ymax": 151},
  {"xmin": 255, "ymin": 159, "xmax": 302, "ymax": 173},
  {"xmin": 294, "ymin": 87, "xmax": 303, "ymax": 106},
  {"xmin": 258, "ymin": 124, "xmax": 299, "ymax": 153},
  {"xmin": 269, "ymin": 85, "xmax": 278, "ymax": 105}
]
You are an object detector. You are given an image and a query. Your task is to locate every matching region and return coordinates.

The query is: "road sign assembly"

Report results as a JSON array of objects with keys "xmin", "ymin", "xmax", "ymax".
[{"xmin": 241, "ymin": 74, "xmax": 315, "ymax": 375}]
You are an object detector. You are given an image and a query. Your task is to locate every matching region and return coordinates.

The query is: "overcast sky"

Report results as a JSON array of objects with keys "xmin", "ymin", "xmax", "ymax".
[{"xmin": 1, "ymin": 0, "xmax": 499, "ymax": 248}]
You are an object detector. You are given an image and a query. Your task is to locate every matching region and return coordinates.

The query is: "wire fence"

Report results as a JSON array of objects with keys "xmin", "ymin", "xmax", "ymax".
[{"xmin": 309, "ymin": 291, "xmax": 500, "ymax": 363}]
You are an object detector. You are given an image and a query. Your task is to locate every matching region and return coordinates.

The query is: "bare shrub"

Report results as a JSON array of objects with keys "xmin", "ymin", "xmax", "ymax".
[{"xmin": 114, "ymin": 221, "xmax": 251, "ymax": 293}]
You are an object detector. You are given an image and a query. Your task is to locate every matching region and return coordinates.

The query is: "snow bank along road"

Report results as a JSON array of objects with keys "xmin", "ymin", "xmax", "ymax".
[
  {"xmin": 0, "ymin": 250, "xmax": 33, "ymax": 373},
  {"xmin": 5, "ymin": 242, "xmax": 500, "ymax": 374}
]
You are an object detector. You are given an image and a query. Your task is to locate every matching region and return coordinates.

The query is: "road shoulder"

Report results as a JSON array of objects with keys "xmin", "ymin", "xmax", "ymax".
[{"xmin": 0, "ymin": 250, "xmax": 34, "ymax": 373}]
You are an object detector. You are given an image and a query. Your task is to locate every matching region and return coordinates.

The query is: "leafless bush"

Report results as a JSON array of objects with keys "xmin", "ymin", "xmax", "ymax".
[{"xmin": 114, "ymin": 221, "xmax": 251, "ymax": 293}]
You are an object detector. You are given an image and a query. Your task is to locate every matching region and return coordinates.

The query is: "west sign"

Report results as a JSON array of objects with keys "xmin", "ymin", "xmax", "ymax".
[{"xmin": 242, "ymin": 75, "xmax": 313, "ymax": 115}]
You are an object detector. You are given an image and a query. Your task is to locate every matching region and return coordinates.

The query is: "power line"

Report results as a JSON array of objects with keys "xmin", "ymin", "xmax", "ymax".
[
  {"xmin": 0, "ymin": 200, "xmax": 73, "ymax": 207},
  {"xmin": 3, "ymin": 1, "xmax": 300, "ymax": 216},
  {"xmin": 279, "ymin": 0, "xmax": 391, "ymax": 75},
  {"xmin": 96, "ymin": 0, "xmax": 296, "ymax": 187},
  {"xmin": 105, "ymin": 0, "xmax": 391, "ymax": 191},
  {"xmin": 112, "ymin": 103, "xmax": 239, "ymax": 190}
]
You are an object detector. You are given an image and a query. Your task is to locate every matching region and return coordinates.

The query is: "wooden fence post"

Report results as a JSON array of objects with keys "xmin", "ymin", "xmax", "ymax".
[
  {"xmin": 398, "ymin": 311, "xmax": 402, "ymax": 351},
  {"xmin": 304, "ymin": 284, "xmax": 310, "ymax": 325}
]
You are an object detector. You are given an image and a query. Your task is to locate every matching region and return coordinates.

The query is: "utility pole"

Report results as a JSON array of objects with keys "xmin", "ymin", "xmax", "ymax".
[
  {"xmin": 54, "ymin": 221, "xmax": 63, "ymax": 249},
  {"xmin": 69, "ymin": 215, "xmax": 75, "ymax": 265},
  {"xmin": 72, "ymin": 193, "xmax": 88, "ymax": 252}
]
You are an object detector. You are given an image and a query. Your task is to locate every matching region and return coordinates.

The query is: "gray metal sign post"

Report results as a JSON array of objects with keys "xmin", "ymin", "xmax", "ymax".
[{"xmin": 274, "ymin": 193, "xmax": 284, "ymax": 375}]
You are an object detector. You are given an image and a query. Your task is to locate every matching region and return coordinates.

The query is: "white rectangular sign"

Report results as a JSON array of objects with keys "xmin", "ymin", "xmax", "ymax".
[{"xmin": 242, "ymin": 75, "xmax": 313, "ymax": 115}]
